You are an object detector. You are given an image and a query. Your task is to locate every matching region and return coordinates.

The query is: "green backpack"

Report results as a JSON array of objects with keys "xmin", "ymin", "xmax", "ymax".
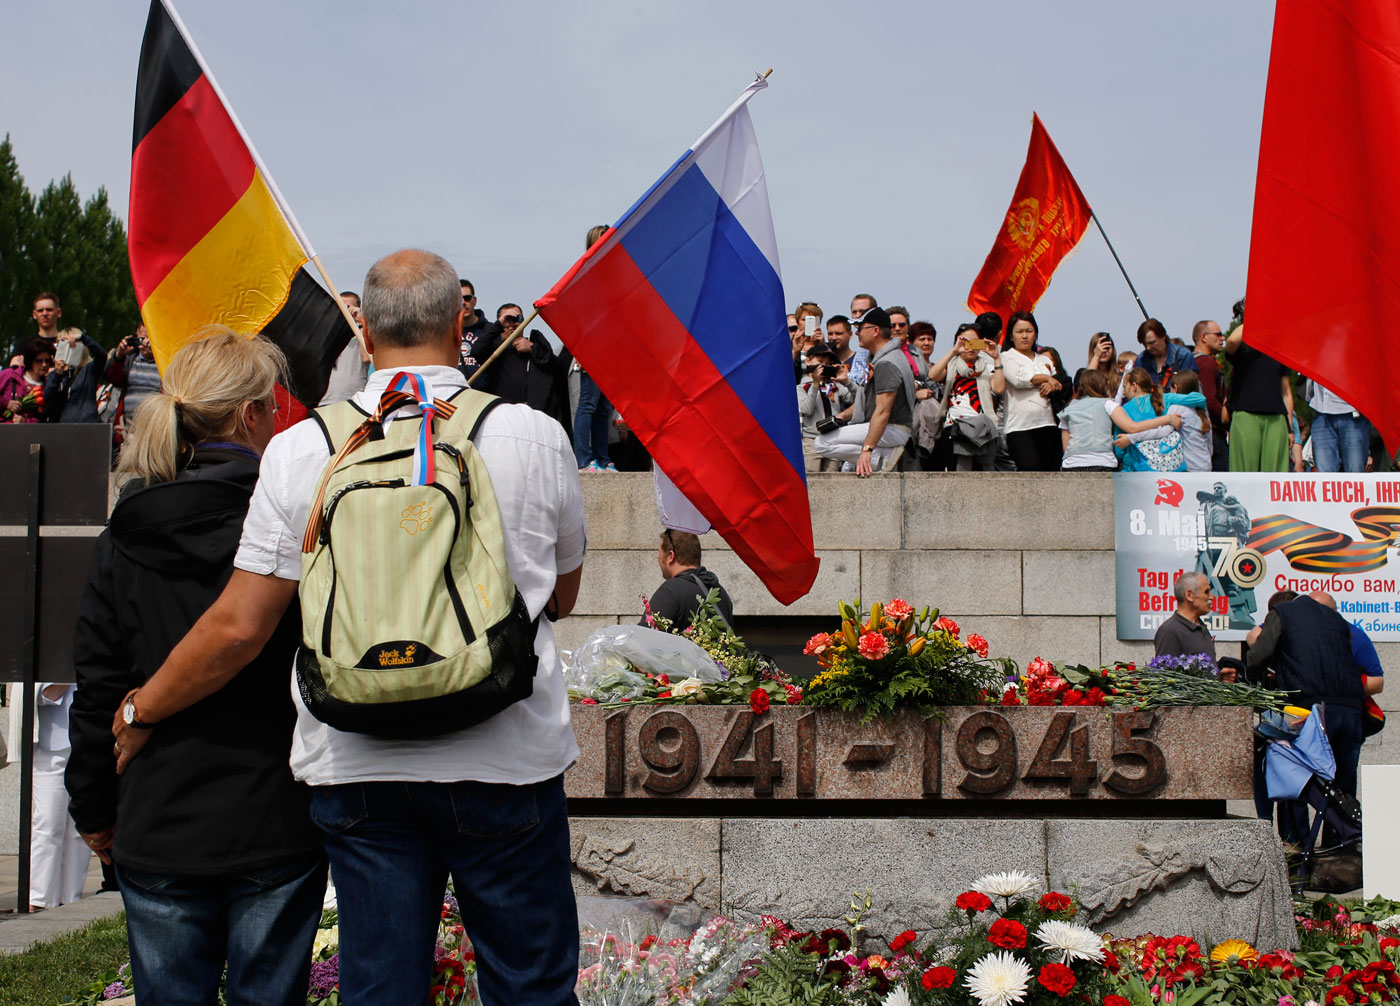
[{"xmin": 295, "ymin": 381, "xmax": 537, "ymax": 739}]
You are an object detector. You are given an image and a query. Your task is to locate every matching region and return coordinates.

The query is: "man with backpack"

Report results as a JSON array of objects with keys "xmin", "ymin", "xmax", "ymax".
[
  {"xmin": 642, "ymin": 529, "xmax": 734, "ymax": 632},
  {"xmin": 109, "ymin": 248, "xmax": 588, "ymax": 1006}
]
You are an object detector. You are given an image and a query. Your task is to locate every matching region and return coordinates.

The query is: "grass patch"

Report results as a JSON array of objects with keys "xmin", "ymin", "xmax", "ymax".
[{"xmin": 0, "ymin": 913, "xmax": 128, "ymax": 1006}]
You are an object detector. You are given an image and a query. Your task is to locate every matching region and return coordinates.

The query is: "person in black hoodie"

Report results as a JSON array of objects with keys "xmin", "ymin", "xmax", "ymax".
[
  {"xmin": 641, "ymin": 528, "xmax": 734, "ymax": 632},
  {"xmin": 472, "ymin": 304, "xmax": 573, "ymax": 434},
  {"xmin": 66, "ymin": 328, "xmax": 326, "ymax": 1006}
]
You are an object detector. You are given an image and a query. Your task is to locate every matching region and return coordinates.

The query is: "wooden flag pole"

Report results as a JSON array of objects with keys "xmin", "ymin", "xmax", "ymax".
[
  {"xmin": 465, "ymin": 307, "xmax": 542, "ymax": 387},
  {"xmin": 310, "ymin": 254, "xmax": 370, "ymax": 355},
  {"xmin": 1091, "ymin": 215, "xmax": 1150, "ymax": 321}
]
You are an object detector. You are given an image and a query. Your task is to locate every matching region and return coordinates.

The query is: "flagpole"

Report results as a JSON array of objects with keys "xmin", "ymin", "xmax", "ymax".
[
  {"xmin": 1091, "ymin": 215, "xmax": 1149, "ymax": 320},
  {"xmin": 156, "ymin": 0, "xmax": 367, "ymax": 353},
  {"xmin": 465, "ymin": 307, "xmax": 542, "ymax": 387}
]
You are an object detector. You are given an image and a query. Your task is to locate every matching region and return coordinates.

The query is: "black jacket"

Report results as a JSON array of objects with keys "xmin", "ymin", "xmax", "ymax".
[
  {"xmin": 473, "ymin": 329, "xmax": 573, "ymax": 436},
  {"xmin": 66, "ymin": 447, "xmax": 320, "ymax": 874},
  {"xmin": 641, "ymin": 566, "xmax": 734, "ymax": 633},
  {"xmin": 1245, "ymin": 595, "xmax": 1364, "ymax": 710}
]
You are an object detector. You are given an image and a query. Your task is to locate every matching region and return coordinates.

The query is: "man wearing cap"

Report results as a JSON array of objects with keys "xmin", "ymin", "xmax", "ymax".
[
  {"xmin": 797, "ymin": 344, "xmax": 852, "ymax": 473},
  {"xmin": 812, "ymin": 307, "xmax": 915, "ymax": 477}
]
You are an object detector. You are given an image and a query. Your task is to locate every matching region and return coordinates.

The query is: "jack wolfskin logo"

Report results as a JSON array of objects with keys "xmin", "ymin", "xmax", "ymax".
[
  {"xmin": 377, "ymin": 644, "xmax": 418, "ymax": 667},
  {"xmin": 400, "ymin": 502, "xmax": 434, "ymax": 535}
]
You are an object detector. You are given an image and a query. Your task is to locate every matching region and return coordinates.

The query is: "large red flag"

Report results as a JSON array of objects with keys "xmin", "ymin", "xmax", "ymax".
[
  {"xmin": 967, "ymin": 114, "xmax": 1093, "ymax": 319},
  {"xmin": 1246, "ymin": 0, "xmax": 1400, "ymax": 453}
]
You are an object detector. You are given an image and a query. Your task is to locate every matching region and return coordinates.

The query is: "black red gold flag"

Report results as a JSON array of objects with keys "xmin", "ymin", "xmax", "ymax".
[{"xmin": 128, "ymin": 0, "xmax": 350, "ymax": 408}]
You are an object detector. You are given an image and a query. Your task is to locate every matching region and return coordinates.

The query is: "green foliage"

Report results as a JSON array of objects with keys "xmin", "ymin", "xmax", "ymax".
[
  {"xmin": 0, "ymin": 134, "xmax": 140, "ymax": 353},
  {"xmin": 0, "ymin": 912, "xmax": 129, "ymax": 1006},
  {"xmin": 803, "ymin": 600, "xmax": 1013, "ymax": 722},
  {"xmin": 725, "ymin": 944, "xmax": 846, "ymax": 1006}
]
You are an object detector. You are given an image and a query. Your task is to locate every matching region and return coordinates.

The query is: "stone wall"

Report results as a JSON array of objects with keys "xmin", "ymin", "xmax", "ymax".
[
  {"xmin": 558, "ymin": 472, "xmax": 1400, "ymax": 753},
  {"xmin": 3, "ymin": 471, "xmax": 1397, "ymax": 853}
]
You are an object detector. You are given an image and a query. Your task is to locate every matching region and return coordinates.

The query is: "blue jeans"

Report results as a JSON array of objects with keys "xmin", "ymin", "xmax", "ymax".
[
  {"xmin": 1311, "ymin": 412, "xmax": 1371, "ymax": 472},
  {"xmin": 572, "ymin": 372, "xmax": 611, "ymax": 468},
  {"xmin": 310, "ymin": 774, "xmax": 579, "ymax": 1006},
  {"xmin": 119, "ymin": 851, "xmax": 327, "ymax": 1006}
]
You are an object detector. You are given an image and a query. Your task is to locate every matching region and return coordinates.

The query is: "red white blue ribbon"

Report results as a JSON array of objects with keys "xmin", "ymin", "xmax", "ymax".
[{"xmin": 386, "ymin": 371, "xmax": 436, "ymax": 485}]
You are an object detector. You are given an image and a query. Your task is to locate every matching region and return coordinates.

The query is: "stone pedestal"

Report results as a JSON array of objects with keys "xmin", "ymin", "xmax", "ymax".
[
  {"xmin": 568, "ymin": 816, "xmax": 1298, "ymax": 950},
  {"xmin": 566, "ymin": 705, "xmax": 1295, "ymax": 948}
]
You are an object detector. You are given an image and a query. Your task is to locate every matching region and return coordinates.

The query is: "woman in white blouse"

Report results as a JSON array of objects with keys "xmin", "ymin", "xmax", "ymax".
[{"xmin": 998, "ymin": 311, "xmax": 1064, "ymax": 471}]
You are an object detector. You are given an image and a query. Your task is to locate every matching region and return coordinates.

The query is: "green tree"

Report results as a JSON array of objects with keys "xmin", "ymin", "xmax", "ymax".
[{"xmin": 0, "ymin": 134, "xmax": 139, "ymax": 356}]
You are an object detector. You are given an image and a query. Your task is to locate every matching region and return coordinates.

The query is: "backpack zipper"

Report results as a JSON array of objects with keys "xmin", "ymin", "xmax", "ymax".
[
  {"xmin": 319, "ymin": 479, "xmax": 405, "ymax": 657},
  {"xmin": 321, "ymin": 479, "xmax": 406, "ymax": 546},
  {"xmin": 433, "ymin": 442, "xmax": 472, "ymax": 510}
]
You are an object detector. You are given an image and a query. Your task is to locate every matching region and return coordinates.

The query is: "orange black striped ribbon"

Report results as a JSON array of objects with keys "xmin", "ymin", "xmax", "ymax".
[{"xmin": 1246, "ymin": 506, "xmax": 1400, "ymax": 574}]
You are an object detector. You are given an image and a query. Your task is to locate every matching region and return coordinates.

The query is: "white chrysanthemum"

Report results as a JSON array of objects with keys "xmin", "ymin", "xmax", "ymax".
[
  {"xmin": 881, "ymin": 987, "xmax": 913, "ymax": 1006},
  {"xmin": 971, "ymin": 870, "xmax": 1039, "ymax": 899},
  {"xmin": 1034, "ymin": 920, "xmax": 1104, "ymax": 963},
  {"xmin": 965, "ymin": 951, "xmax": 1032, "ymax": 1006},
  {"xmin": 1377, "ymin": 912, "xmax": 1400, "ymax": 930}
]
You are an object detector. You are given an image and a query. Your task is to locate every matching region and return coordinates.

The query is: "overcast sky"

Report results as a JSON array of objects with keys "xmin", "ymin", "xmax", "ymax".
[{"xmin": 4, "ymin": 0, "xmax": 1273, "ymax": 360}]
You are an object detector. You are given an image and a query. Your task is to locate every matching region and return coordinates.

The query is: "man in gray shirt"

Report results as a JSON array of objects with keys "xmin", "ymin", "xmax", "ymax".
[{"xmin": 1153, "ymin": 571, "xmax": 1217, "ymax": 660}]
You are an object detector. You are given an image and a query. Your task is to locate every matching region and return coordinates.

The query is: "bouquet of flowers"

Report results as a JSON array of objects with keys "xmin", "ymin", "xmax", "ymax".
[
  {"xmin": 1145, "ymin": 653, "xmax": 1220, "ymax": 679},
  {"xmin": 1014, "ymin": 660, "xmax": 1289, "ymax": 712},
  {"xmin": 568, "ymin": 591, "xmax": 802, "ymax": 711},
  {"xmin": 998, "ymin": 656, "xmax": 1111, "ymax": 707},
  {"xmin": 2, "ymin": 384, "xmax": 43, "ymax": 422},
  {"xmin": 801, "ymin": 599, "xmax": 1013, "ymax": 721},
  {"xmin": 910, "ymin": 871, "xmax": 1116, "ymax": 1006},
  {"xmin": 574, "ymin": 896, "xmax": 767, "ymax": 1006}
]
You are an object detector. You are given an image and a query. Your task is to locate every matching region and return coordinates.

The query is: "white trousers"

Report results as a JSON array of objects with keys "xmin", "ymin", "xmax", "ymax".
[
  {"xmin": 812, "ymin": 423, "xmax": 911, "ymax": 470},
  {"xmin": 30, "ymin": 747, "xmax": 90, "ymax": 908}
]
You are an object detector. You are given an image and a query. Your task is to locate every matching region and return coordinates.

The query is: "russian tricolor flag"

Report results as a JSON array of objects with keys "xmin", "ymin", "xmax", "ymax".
[{"xmin": 537, "ymin": 78, "xmax": 819, "ymax": 604}]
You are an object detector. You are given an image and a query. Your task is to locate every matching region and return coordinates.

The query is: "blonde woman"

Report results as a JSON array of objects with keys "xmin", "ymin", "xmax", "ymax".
[{"xmin": 67, "ymin": 328, "xmax": 326, "ymax": 1005}]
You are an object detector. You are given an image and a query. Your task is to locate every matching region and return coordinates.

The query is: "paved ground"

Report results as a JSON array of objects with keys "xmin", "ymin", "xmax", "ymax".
[{"xmin": 0, "ymin": 854, "xmax": 121, "ymax": 956}]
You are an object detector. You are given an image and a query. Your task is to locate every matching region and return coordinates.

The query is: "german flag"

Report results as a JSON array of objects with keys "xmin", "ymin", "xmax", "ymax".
[{"xmin": 128, "ymin": 0, "xmax": 351, "ymax": 407}]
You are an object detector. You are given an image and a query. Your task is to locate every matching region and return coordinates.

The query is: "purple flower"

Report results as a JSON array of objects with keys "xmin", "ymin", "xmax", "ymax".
[
  {"xmin": 102, "ymin": 982, "xmax": 127, "ymax": 1000},
  {"xmin": 443, "ymin": 889, "xmax": 459, "ymax": 915},
  {"xmin": 308, "ymin": 955, "xmax": 339, "ymax": 998}
]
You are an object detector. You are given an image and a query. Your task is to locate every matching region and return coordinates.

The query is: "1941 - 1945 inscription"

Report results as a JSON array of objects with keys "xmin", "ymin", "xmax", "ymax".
[{"xmin": 566, "ymin": 705, "xmax": 1252, "ymax": 802}]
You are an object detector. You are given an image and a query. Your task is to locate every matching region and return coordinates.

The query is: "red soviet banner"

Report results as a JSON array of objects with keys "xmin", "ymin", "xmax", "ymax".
[
  {"xmin": 1245, "ymin": 0, "xmax": 1400, "ymax": 453},
  {"xmin": 967, "ymin": 114, "xmax": 1093, "ymax": 319}
]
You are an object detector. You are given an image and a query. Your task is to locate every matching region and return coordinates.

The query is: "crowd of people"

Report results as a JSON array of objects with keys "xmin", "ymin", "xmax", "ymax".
[
  {"xmin": 789, "ymin": 294, "xmax": 1382, "ymax": 477},
  {"xmin": 6, "ymin": 281, "xmax": 1384, "ymax": 483}
]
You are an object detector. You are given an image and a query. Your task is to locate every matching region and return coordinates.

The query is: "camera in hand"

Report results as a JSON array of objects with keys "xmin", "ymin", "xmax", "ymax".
[{"xmin": 815, "ymin": 416, "xmax": 846, "ymax": 435}]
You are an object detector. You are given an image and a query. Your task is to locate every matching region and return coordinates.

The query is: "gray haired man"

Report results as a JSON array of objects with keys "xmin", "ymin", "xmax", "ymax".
[{"xmin": 1153, "ymin": 571, "xmax": 1217, "ymax": 660}]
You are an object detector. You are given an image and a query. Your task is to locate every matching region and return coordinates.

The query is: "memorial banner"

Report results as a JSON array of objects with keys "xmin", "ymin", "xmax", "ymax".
[{"xmin": 1115, "ymin": 472, "xmax": 1400, "ymax": 640}]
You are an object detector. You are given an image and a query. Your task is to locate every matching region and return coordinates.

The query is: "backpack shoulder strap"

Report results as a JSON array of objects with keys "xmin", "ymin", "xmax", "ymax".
[
  {"xmin": 308, "ymin": 400, "xmax": 368, "ymax": 456},
  {"xmin": 435, "ymin": 387, "xmax": 504, "ymax": 445}
]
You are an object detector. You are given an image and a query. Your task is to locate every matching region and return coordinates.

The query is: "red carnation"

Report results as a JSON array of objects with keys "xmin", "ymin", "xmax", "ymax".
[
  {"xmin": 1062, "ymin": 688, "xmax": 1085, "ymax": 706},
  {"xmin": 1038, "ymin": 891, "xmax": 1073, "ymax": 913},
  {"xmin": 1105, "ymin": 997, "xmax": 1131, "ymax": 1006},
  {"xmin": 968, "ymin": 632, "xmax": 990, "ymax": 658},
  {"xmin": 885, "ymin": 598, "xmax": 914, "ymax": 620},
  {"xmin": 1085, "ymin": 686, "xmax": 1108, "ymax": 706},
  {"xmin": 921, "ymin": 965, "xmax": 956, "ymax": 990},
  {"xmin": 579, "ymin": 697, "xmax": 598, "ymax": 705},
  {"xmin": 1382, "ymin": 937, "xmax": 1399, "ymax": 951},
  {"xmin": 956, "ymin": 891, "xmax": 993, "ymax": 913},
  {"xmin": 936, "ymin": 615, "xmax": 960, "ymax": 636},
  {"xmin": 749, "ymin": 688, "xmax": 770, "ymax": 715},
  {"xmin": 988, "ymin": 918, "xmax": 1028, "ymax": 950},
  {"xmin": 1102, "ymin": 948, "xmax": 1120, "ymax": 973},
  {"xmin": 1327, "ymin": 965, "xmax": 1345, "ymax": 980},
  {"xmin": 657, "ymin": 691, "xmax": 672, "ymax": 699},
  {"xmin": 1037, "ymin": 962, "xmax": 1077, "ymax": 995},
  {"xmin": 784, "ymin": 684, "xmax": 803, "ymax": 705},
  {"xmin": 889, "ymin": 930, "xmax": 917, "ymax": 954},
  {"xmin": 1001, "ymin": 686, "xmax": 1021, "ymax": 706}
]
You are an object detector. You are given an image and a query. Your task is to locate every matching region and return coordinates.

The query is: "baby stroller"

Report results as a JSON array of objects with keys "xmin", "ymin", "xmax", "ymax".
[{"xmin": 1260, "ymin": 703, "xmax": 1363, "ymax": 893}]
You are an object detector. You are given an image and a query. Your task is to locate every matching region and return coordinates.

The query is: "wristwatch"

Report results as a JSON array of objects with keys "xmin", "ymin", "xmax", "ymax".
[
  {"xmin": 861, "ymin": 446, "xmax": 873, "ymax": 453},
  {"xmin": 122, "ymin": 690, "xmax": 155, "ymax": 730}
]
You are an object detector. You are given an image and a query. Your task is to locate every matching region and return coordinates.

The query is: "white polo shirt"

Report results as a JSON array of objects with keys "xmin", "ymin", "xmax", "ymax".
[{"xmin": 234, "ymin": 365, "xmax": 586, "ymax": 786}]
